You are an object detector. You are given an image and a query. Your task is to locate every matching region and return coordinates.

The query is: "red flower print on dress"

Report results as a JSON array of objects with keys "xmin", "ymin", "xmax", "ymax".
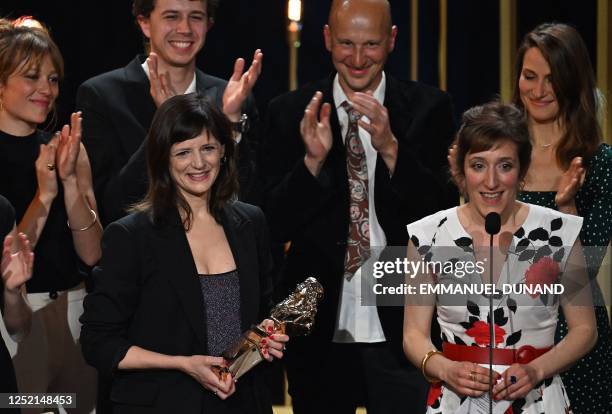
[
  {"xmin": 524, "ymin": 256, "xmax": 560, "ymax": 298},
  {"xmin": 427, "ymin": 382, "xmax": 443, "ymax": 407},
  {"xmin": 465, "ymin": 321, "xmax": 506, "ymax": 346}
]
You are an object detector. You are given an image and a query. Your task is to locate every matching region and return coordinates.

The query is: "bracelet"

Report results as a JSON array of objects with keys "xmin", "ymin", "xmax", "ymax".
[
  {"xmin": 421, "ymin": 350, "xmax": 443, "ymax": 383},
  {"xmin": 67, "ymin": 209, "xmax": 97, "ymax": 232}
]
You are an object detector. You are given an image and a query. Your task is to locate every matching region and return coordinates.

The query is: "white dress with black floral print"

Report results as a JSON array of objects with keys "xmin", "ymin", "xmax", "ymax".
[{"xmin": 407, "ymin": 203, "xmax": 583, "ymax": 414}]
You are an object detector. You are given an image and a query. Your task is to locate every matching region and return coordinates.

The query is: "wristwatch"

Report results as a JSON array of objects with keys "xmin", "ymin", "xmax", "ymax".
[{"xmin": 231, "ymin": 113, "xmax": 249, "ymax": 134}]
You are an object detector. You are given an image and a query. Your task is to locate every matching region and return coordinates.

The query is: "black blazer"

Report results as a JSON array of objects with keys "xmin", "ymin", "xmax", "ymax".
[
  {"xmin": 76, "ymin": 56, "xmax": 259, "ymax": 224},
  {"xmin": 262, "ymin": 74, "xmax": 456, "ymax": 359},
  {"xmin": 80, "ymin": 201, "xmax": 274, "ymax": 413}
]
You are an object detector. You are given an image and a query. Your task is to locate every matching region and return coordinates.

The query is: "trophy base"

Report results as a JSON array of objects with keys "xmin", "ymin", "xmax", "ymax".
[{"xmin": 222, "ymin": 325, "xmax": 269, "ymax": 380}]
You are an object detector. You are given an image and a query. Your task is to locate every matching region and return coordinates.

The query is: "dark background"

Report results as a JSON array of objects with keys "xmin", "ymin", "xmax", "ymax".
[
  {"xmin": 0, "ymin": 0, "xmax": 598, "ymax": 126},
  {"xmin": 0, "ymin": 0, "xmax": 601, "ymax": 405}
]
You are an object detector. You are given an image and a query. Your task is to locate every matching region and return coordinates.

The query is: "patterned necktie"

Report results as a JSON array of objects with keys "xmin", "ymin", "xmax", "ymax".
[{"xmin": 341, "ymin": 101, "xmax": 370, "ymax": 281}]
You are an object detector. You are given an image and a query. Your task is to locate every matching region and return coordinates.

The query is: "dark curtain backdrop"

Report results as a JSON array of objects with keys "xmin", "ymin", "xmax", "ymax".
[
  {"xmin": 0, "ymin": 0, "xmax": 601, "ymax": 406},
  {"xmin": 0, "ymin": 0, "xmax": 412, "ymax": 125},
  {"xmin": 0, "ymin": 0, "xmax": 598, "ymax": 139}
]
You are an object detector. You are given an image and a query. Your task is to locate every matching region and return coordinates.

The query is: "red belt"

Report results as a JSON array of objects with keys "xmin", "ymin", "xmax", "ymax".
[{"xmin": 442, "ymin": 342, "xmax": 551, "ymax": 365}]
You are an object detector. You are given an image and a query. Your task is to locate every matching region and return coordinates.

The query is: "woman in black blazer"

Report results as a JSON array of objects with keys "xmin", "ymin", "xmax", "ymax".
[{"xmin": 80, "ymin": 93, "xmax": 288, "ymax": 414}]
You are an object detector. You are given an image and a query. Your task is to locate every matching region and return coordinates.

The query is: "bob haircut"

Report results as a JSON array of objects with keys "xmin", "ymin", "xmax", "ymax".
[
  {"xmin": 133, "ymin": 93, "xmax": 238, "ymax": 229},
  {"xmin": 452, "ymin": 101, "xmax": 532, "ymax": 195},
  {"xmin": 0, "ymin": 18, "xmax": 64, "ymax": 87},
  {"xmin": 513, "ymin": 23, "xmax": 600, "ymax": 169}
]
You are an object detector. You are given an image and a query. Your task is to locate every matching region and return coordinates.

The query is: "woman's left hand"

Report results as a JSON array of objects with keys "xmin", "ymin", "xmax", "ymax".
[
  {"xmin": 555, "ymin": 156, "xmax": 585, "ymax": 210},
  {"xmin": 222, "ymin": 49, "xmax": 263, "ymax": 121},
  {"xmin": 56, "ymin": 112, "xmax": 83, "ymax": 182},
  {"xmin": 493, "ymin": 363, "xmax": 541, "ymax": 401},
  {"xmin": 258, "ymin": 319, "xmax": 289, "ymax": 361}
]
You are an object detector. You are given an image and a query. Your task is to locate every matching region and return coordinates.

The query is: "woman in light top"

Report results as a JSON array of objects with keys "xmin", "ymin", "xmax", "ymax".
[{"xmin": 405, "ymin": 101, "xmax": 596, "ymax": 413}]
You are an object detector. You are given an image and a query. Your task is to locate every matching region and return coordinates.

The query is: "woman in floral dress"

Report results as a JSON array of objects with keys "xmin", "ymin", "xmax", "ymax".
[{"xmin": 404, "ymin": 101, "xmax": 596, "ymax": 413}]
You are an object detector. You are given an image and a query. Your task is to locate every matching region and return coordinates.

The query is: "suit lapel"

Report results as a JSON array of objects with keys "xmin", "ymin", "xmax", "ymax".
[
  {"xmin": 221, "ymin": 205, "xmax": 259, "ymax": 332},
  {"xmin": 318, "ymin": 78, "xmax": 349, "ymax": 196},
  {"xmin": 151, "ymin": 210, "xmax": 208, "ymax": 350},
  {"xmin": 195, "ymin": 70, "xmax": 224, "ymax": 107},
  {"xmin": 123, "ymin": 56, "xmax": 157, "ymax": 137},
  {"xmin": 384, "ymin": 75, "xmax": 413, "ymax": 143}
]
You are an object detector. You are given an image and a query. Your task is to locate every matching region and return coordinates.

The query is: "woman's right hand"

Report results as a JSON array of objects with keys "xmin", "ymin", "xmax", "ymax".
[
  {"xmin": 34, "ymin": 133, "xmax": 60, "ymax": 205},
  {"xmin": 447, "ymin": 144, "xmax": 463, "ymax": 190},
  {"xmin": 441, "ymin": 360, "xmax": 500, "ymax": 398},
  {"xmin": 180, "ymin": 355, "xmax": 236, "ymax": 399},
  {"xmin": 1, "ymin": 232, "xmax": 34, "ymax": 293}
]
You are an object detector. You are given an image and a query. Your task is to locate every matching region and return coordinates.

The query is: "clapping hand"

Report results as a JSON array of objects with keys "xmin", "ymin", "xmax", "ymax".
[
  {"xmin": 300, "ymin": 91, "xmax": 332, "ymax": 177},
  {"xmin": 555, "ymin": 156, "xmax": 585, "ymax": 211},
  {"xmin": 34, "ymin": 133, "xmax": 59, "ymax": 205},
  {"xmin": 351, "ymin": 92, "xmax": 396, "ymax": 154},
  {"xmin": 148, "ymin": 53, "xmax": 178, "ymax": 107},
  {"xmin": 1, "ymin": 232, "xmax": 34, "ymax": 294},
  {"xmin": 351, "ymin": 91, "xmax": 398, "ymax": 173},
  {"xmin": 222, "ymin": 49, "xmax": 263, "ymax": 121},
  {"xmin": 56, "ymin": 112, "xmax": 83, "ymax": 183}
]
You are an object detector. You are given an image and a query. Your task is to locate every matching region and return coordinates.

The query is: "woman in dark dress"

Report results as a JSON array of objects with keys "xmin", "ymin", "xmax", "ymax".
[
  {"xmin": 512, "ymin": 23, "xmax": 611, "ymax": 413},
  {"xmin": 1, "ymin": 194, "xmax": 34, "ymax": 413},
  {"xmin": 80, "ymin": 93, "xmax": 288, "ymax": 413},
  {"xmin": 0, "ymin": 18, "xmax": 101, "ymax": 411}
]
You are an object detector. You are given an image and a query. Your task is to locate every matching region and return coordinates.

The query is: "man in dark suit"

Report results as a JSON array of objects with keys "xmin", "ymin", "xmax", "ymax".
[
  {"xmin": 76, "ymin": 0, "xmax": 260, "ymax": 224},
  {"xmin": 262, "ymin": 0, "xmax": 456, "ymax": 413}
]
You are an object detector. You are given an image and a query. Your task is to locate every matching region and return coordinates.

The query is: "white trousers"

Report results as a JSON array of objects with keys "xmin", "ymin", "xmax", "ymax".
[{"xmin": 0, "ymin": 284, "xmax": 97, "ymax": 414}]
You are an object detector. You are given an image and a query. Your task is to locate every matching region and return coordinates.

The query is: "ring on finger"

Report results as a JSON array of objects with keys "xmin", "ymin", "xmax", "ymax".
[
  {"xmin": 47, "ymin": 164, "xmax": 56, "ymax": 171},
  {"xmin": 469, "ymin": 371, "xmax": 476, "ymax": 382}
]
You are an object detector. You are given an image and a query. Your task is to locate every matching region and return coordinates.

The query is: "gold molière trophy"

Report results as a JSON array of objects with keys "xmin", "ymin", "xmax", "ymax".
[{"xmin": 215, "ymin": 277, "xmax": 323, "ymax": 380}]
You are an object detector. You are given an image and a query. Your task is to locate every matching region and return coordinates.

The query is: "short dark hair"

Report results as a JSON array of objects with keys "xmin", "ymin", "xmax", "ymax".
[
  {"xmin": 133, "ymin": 93, "xmax": 238, "ymax": 229},
  {"xmin": 513, "ymin": 23, "xmax": 600, "ymax": 169},
  {"xmin": 452, "ymin": 101, "xmax": 531, "ymax": 194},
  {"xmin": 132, "ymin": 0, "xmax": 218, "ymax": 21}
]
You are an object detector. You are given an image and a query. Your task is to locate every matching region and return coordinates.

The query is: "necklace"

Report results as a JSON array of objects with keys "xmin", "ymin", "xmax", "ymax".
[{"xmin": 540, "ymin": 142, "xmax": 553, "ymax": 148}]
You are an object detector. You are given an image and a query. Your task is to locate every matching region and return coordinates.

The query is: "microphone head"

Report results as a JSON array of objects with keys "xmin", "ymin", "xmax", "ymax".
[{"xmin": 485, "ymin": 212, "xmax": 501, "ymax": 235}]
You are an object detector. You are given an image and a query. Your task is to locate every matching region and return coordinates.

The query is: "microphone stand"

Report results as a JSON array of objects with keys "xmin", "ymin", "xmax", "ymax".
[
  {"xmin": 488, "ymin": 232, "xmax": 494, "ymax": 414},
  {"xmin": 485, "ymin": 212, "xmax": 500, "ymax": 414}
]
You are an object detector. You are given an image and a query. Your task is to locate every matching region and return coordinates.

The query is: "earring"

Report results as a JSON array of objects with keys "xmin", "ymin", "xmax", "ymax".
[{"xmin": 221, "ymin": 155, "xmax": 227, "ymax": 164}]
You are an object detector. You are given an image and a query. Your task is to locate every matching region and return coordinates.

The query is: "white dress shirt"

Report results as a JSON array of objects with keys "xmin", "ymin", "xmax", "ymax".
[
  {"xmin": 332, "ymin": 73, "xmax": 387, "ymax": 343},
  {"xmin": 141, "ymin": 60, "xmax": 196, "ymax": 94}
]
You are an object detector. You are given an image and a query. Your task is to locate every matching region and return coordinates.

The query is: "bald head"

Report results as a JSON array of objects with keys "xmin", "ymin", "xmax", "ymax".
[
  {"xmin": 328, "ymin": 0, "xmax": 392, "ymax": 34},
  {"xmin": 323, "ymin": 0, "xmax": 397, "ymax": 96}
]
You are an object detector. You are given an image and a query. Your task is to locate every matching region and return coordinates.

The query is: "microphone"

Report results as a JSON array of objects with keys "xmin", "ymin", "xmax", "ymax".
[
  {"xmin": 485, "ymin": 212, "xmax": 501, "ymax": 235},
  {"xmin": 484, "ymin": 212, "xmax": 500, "ymax": 414}
]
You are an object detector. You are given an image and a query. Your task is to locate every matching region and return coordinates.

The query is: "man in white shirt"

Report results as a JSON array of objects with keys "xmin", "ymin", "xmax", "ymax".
[
  {"xmin": 262, "ymin": 0, "xmax": 456, "ymax": 412},
  {"xmin": 77, "ymin": 0, "xmax": 261, "ymax": 224}
]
